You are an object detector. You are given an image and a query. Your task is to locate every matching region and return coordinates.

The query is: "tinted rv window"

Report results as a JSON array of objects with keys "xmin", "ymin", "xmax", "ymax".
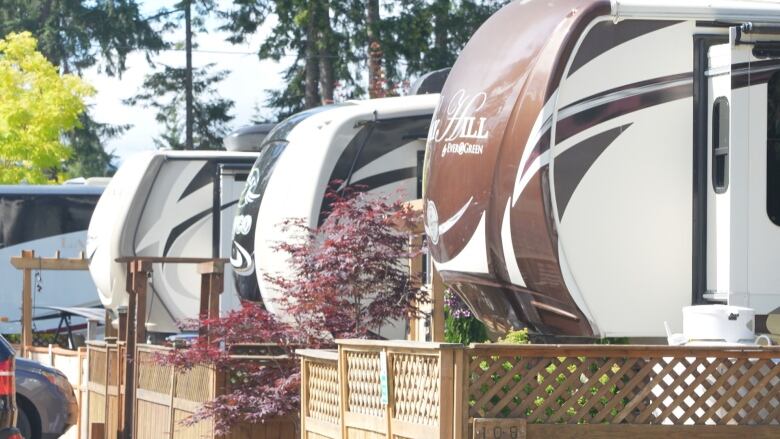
[
  {"xmin": 712, "ymin": 97, "xmax": 729, "ymax": 194},
  {"xmin": 768, "ymin": 72, "xmax": 780, "ymax": 225},
  {"xmin": 0, "ymin": 193, "xmax": 99, "ymax": 248}
]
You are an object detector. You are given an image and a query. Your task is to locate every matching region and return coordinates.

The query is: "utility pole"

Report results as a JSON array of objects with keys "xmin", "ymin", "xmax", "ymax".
[{"xmin": 184, "ymin": 0, "xmax": 194, "ymax": 149}]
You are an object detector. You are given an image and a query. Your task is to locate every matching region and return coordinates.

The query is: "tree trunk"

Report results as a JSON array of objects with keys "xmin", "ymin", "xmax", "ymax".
[
  {"xmin": 366, "ymin": 0, "xmax": 383, "ymax": 98},
  {"xmin": 318, "ymin": 0, "xmax": 335, "ymax": 105},
  {"xmin": 304, "ymin": 0, "xmax": 321, "ymax": 109},
  {"xmin": 184, "ymin": 0, "xmax": 194, "ymax": 149},
  {"xmin": 433, "ymin": 0, "xmax": 450, "ymax": 65}
]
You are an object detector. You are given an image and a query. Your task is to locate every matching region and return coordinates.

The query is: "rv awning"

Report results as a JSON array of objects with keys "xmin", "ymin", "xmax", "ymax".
[{"xmin": 33, "ymin": 306, "xmax": 105, "ymax": 323}]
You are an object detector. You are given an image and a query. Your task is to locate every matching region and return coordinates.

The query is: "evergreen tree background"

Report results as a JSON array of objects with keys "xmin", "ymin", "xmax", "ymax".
[
  {"xmin": 0, "ymin": 0, "xmax": 164, "ymax": 177},
  {"xmin": 0, "ymin": 0, "xmax": 508, "ymax": 176}
]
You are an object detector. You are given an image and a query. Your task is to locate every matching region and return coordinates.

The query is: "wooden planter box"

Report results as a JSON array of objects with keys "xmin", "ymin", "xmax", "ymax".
[{"xmin": 299, "ymin": 341, "xmax": 780, "ymax": 439}]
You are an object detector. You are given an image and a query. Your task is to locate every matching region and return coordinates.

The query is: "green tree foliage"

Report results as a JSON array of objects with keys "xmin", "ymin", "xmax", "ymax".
[
  {"xmin": 0, "ymin": 0, "xmax": 165, "ymax": 177},
  {"xmin": 125, "ymin": 64, "xmax": 234, "ymax": 150},
  {"xmin": 0, "ymin": 32, "xmax": 94, "ymax": 183},
  {"xmin": 125, "ymin": 1, "xmax": 235, "ymax": 150},
  {"xmin": 223, "ymin": 0, "xmax": 507, "ymax": 117}
]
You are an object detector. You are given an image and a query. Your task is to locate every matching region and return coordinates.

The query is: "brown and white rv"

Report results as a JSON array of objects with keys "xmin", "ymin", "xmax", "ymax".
[{"xmin": 423, "ymin": 0, "xmax": 780, "ymax": 339}]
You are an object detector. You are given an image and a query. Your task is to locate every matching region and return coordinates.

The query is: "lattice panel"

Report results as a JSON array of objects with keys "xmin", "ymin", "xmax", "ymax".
[
  {"xmin": 89, "ymin": 348, "xmax": 107, "ymax": 386},
  {"xmin": 392, "ymin": 353, "xmax": 440, "ymax": 425},
  {"xmin": 346, "ymin": 351, "xmax": 384, "ymax": 417},
  {"xmin": 307, "ymin": 360, "xmax": 341, "ymax": 424},
  {"xmin": 137, "ymin": 350, "xmax": 172, "ymax": 394},
  {"xmin": 176, "ymin": 364, "xmax": 213, "ymax": 403},
  {"xmin": 468, "ymin": 354, "xmax": 780, "ymax": 425}
]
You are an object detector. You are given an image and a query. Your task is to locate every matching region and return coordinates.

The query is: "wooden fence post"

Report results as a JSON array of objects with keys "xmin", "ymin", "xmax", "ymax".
[
  {"xmin": 300, "ymin": 357, "xmax": 308, "ymax": 439},
  {"xmin": 168, "ymin": 361, "xmax": 177, "ymax": 439},
  {"xmin": 197, "ymin": 261, "xmax": 224, "ymax": 343},
  {"xmin": 338, "ymin": 346, "xmax": 348, "ymax": 439},
  {"xmin": 453, "ymin": 347, "xmax": 468, "ymax": 439},
  {"xmin": 105, "ymin": 310, "xmax": 117, "ymax": 339},
  {"xmin": 438, "ymin": 349, "xmax": 455, "ymax": 439},
  {"xmin": 385, "ymin": 348, "xmax": 393, "ymax": 438},
  {"xmin": 123, "ymin": 260, "xmax": 151, "ymax": 439},
  {"xmin": 431, "ymin": 269, "xmax": 446, "ymax": 342}
]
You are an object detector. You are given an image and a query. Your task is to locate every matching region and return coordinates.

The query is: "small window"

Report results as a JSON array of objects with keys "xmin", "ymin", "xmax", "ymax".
[
  {"xmin": 767, "ymin": 72, "xmax": 780, "ymax": 225},
  {"xmin": 712, "ymin": 97, "xmax": 730, "ymax": 194}
]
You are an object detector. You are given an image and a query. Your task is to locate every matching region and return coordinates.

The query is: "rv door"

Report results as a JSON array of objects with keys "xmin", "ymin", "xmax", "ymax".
[{"xmin": 705, "ymin": 26, "xmax": 780, "ymax": 319}]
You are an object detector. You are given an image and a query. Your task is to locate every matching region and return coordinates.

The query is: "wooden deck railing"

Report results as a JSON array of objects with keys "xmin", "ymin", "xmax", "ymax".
[
  {"xmin": 299, "ymin": 340, "xmax": 465, "ymax": 439},
  {"xmin": 299, "ymin": 342, "xmax": 780, "ymax": 438}
]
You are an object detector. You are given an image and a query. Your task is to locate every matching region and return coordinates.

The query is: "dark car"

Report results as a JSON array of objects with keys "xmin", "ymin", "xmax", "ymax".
[
  {"xmin": 15, "ymin": 359, "xmax": 77, "ymax": 439},
  {"xmin": 0, "ymin": 336, "xmax": 22, "ymax": 439}
]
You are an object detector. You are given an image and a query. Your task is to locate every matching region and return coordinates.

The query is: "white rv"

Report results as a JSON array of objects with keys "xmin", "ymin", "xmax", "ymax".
[
  {"xmin": 423, "ymin": 0, "xmax": 780, "ymax": 340},
  {"xmin": 230, "ymin": 94, "xmax": 438, "ymax": 326},
  {"xmin": 0, "ymin": 184, "xmax": 103, "ymax": 333},
  {"xmin": 87, "ymin": 151, "xmax": 256, "ymax": 334}
]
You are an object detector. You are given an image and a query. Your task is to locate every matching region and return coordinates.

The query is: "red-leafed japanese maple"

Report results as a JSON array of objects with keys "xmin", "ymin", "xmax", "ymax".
[{"xmin": 157, "ymin": 187, "xmax": 425, "ymax": 434}]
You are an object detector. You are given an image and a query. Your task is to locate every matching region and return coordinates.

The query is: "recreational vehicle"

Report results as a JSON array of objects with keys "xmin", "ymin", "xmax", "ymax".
[
  {"xmin": 231, "ymin": 94, "xmax": 438, "ymax": 329},
  {"xmin": 0, "ymin": 184, "xmax": 104, "ymax": 334},
  {"xmin": 87, "ymin": 151, "xmax": 256, "ymax": 334},
  {"xmin": 423, "ymin": 0, "xmax": 780, "ymax": 340}
]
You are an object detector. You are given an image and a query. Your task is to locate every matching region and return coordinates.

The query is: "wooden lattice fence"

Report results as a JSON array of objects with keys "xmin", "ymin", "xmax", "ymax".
[
  {"xmin": 86, "ymin": 342, "xmax": 297, "ymax": 439},
  {"xmin": 299, "ymin": 341, "xmax": 780, "ymax": 438},
  {"xmin": 467, "ymin": 344, "xmax": 780, "ymax": 426}
]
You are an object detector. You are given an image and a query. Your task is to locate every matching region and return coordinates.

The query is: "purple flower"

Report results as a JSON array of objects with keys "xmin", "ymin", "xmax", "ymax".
[{"xmin": 444, "ymin": 289, "xmax": 472, "ymax": 319}]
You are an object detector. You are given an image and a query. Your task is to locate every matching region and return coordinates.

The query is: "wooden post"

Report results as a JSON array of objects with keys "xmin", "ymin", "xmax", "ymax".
[
  {"xmin": 300, "ymin": 357, "xmax": 307, "ymax": 439},
  {"xmin": 133, "ymin": 264, "xmax": 149, "ymax": 345},
  {"xmin": 167, "ymin": 361, "xmax": 176, "ymax": 439},
  {"xmin": 439, "ymin": 349, "xmax": 455, "ymax": 439},
  {"xmin": 338, "ymin": 346, "xmax": 348, "ymax": 439},
  {"xmin": 123, "ymin": 260, "xmax": 151, "ymax": 439},
  {"xmin": 453, "ymin": 348, "xmax": 468, "ymax": 439},
  {"xmin": 431, "ymin": 268, "xmax": 446, "ymax": 342},
  {"xmin": 117, "ymin": 308, "xmax": 128, "ymax": 343},
  {"xmin": 197, "ymin": 261, "xmax": 224, "ymax": 343},
  {"xmin": 104, "ymin": 310, "xmax": 117, "ymax": 339},
  {"xmin": 10, "ymin": 250, "xmax": 91, "ymax": 356},
  {"xmin": 408, "ymin": 235, "xmax": 424, "ymax": 342},
  {"xmin": 21, "ymin": 250, "xmax": 34, "ymax": 356}
]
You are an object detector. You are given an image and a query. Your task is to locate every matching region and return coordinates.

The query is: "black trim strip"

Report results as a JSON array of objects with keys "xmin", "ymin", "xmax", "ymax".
[
  {"xmin": 163, "ymin": 200, "xmax": 239, "ymax": 257},
  {"xmin": 569, "ymin": 20, "xmax": 682, "ymax": 77},
  {"xmin": 554, "ymin": 124, "xmax": 632, "ymax": 219},
  {"xmin": 178, "ymin": 162, "xmax": 214, "ymax": 201},
  {"xmin": 560, "ymin": 72, "xmax": 693, "ymax": 113},
  {"xmin": 350, "ymin": 167, "xmax": 417, "ymax": 191},
  {"xmin": 556, "ymin": 82, "xmax": 692, "ymax": 144}
]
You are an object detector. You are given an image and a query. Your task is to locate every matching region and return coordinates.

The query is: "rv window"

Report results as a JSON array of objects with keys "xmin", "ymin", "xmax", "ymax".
[
  {"xmin": 712, "ymin": 97, "xmax": 729, "ymax": 194},
  {"xmin": 767, "ymin": 72, "xmax": 780, "ymax": 225}
]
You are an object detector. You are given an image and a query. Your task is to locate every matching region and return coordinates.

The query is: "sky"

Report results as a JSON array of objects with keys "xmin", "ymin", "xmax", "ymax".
[{"xmin": 82, "ymin": 1, "xmax": 285, "ymax": 164}]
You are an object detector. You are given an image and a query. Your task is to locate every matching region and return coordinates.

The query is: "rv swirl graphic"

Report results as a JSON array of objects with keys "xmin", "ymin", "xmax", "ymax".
[
  {"xmin": 431, "ymin": 89, "xmax": 490, "ymax": 158},
  {"xmin": 238, "ymin": 167, "xmax": 261, "ymax": 208}
]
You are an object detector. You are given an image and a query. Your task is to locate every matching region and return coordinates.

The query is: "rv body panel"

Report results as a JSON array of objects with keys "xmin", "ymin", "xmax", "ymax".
[
  {"xmin": 88, "ymin": 151, "xmax": 256, "ymax": 334},
  {"xmin": 0, "ymin": 186, "xmax": 103, "ymax": 333},
  {"xmin": 231, "ymin": 94, "xmax": 437, "ymax": 335},
  {"xmin": 424, "ymin": 0, "xmax": 780, "ymax": 338}
]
